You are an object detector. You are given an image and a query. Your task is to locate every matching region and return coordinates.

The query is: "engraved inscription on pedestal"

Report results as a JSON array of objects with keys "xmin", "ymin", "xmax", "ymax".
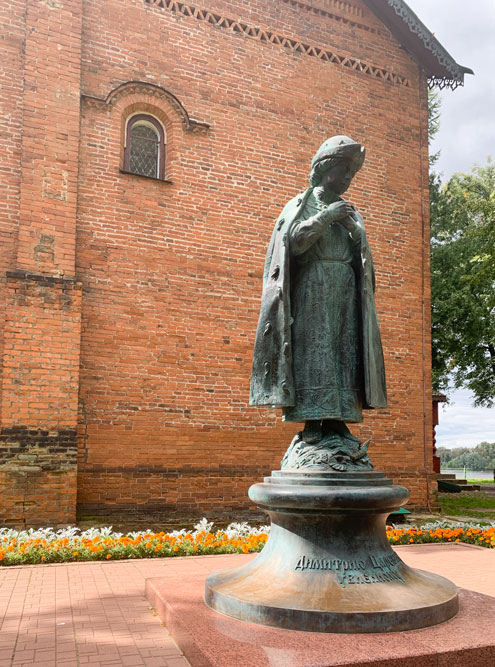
[{"xmin": 294, "ymin": 552, "xmax": 405, "ymax": 586}]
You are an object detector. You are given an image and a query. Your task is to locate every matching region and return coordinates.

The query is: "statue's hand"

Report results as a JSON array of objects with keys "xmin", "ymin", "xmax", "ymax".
[
  {"xmin": 321, "ymin": 201, "xmax": 355, "ymax": 223},
  {"xmin": 338, "ymin": 215, "xmax": 360, "ymax": 234}
]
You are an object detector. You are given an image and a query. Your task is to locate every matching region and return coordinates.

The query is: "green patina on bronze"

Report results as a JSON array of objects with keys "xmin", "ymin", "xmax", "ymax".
[
  {"xmin": 206, "ymin": 137, "xmax": 459, "ymax": 633},
  {"xmin": 250, "ymin": 136, "xmax": 387, "ymax": 471}
]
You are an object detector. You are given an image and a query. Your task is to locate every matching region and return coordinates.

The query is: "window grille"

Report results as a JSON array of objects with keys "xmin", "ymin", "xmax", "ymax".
[{"xmin": 124, "ymin": 114, "xmax": 165, "ymax": 179}]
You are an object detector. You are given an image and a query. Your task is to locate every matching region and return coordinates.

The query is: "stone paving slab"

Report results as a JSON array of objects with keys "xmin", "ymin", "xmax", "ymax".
[
  {"xmin": 393, "ymin": 542, "xmax": 495, "ymax": 597},
  {"xmin": 0, "ymin": 559, "xmax": 189, "ymax": 667},
  {"xmin": 0, "ymin": 543, "xmax": 493, "ymax": 666}
]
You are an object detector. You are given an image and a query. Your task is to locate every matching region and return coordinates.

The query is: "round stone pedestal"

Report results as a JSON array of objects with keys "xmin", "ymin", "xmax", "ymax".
[{"xmin": 205, "ymin": 471, "xmax": 458, "ymax": 633}]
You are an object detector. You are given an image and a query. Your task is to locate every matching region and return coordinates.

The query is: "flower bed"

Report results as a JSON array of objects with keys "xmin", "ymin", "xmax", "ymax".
[
  {"xmin": 0, "ymin": 520, "xmax": 269, "ymax": 566},
  {"xmin": 388, "ymin": 521, "xmax": 495, "ymax": 548},
  {"xmin": 0, "ymin": 519, "xmax": 493, "ymax": 566}
]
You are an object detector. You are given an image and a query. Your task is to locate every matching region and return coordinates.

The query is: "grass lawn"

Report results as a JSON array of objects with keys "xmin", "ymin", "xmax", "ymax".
[
  {"xmin": 439, "ymin": 492, "xmax": 495, "ymax": 521},
  {"xmin": 467, "ymin": 478, "xmax": 495, "ymax": 484}
]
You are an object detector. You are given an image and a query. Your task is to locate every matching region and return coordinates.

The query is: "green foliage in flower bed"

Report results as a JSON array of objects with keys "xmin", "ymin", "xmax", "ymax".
[
  {"xmin": 0, "ymin": 520, "xmax": 268, "ymax": 566},
  {"xmin": 1, "ymin": 519, "xmax": 493, "ymax": 566}
]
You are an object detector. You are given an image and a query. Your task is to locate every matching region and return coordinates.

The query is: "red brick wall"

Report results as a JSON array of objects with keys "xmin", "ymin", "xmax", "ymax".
[
  {"xmin": 0, "ymin": 0, "xmax": 25, "ymax": 415},
  {"xmin": 1, "ymin": 0, "xmax": 435, "ymax": 526},
  {"xmin": 0, "ymin": 0, "xmax": 83, "ymax": 527}
]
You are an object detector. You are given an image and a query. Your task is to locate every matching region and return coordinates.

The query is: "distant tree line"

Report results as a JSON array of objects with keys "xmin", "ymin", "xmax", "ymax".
[
  {"xmin": 437, "ymin": 442, "xmax": 495, "ymax": 470},
  {"xmin": 428, "ymin": 91, "xmax": 495, "ymax": 408}
]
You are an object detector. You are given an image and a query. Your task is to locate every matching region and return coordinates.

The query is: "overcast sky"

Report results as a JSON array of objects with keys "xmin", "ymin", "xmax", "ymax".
[
  {"xmin": 401, "ymin": 1, "xmax": 495, "ymax": 450},
  {"xmin": 406, "ymin": 0, "xmax": 495, "ymax": 180}
]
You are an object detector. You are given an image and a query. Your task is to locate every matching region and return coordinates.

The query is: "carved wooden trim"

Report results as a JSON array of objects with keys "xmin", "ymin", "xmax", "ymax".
[
  {"xmin": 144, "ymin": 0, "xmax": 410, "ymax": 87},
  {"xmin": 386, "ymin": 0, "xmax": 465, "ymax": 89}
]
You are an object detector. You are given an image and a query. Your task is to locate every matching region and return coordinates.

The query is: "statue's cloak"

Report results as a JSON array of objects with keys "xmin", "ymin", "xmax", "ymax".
[{"xmin": 249, "ymin": 187, "xmax": 387, "ymax": 410}]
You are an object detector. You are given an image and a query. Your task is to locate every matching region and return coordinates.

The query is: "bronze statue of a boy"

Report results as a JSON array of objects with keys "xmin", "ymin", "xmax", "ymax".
[
  {"xmin": 207, "ymin": 139, "xmax": 457, "ymax": 633},
  {"xmin": 250, "ymin": 136, "xmax": 387, "ymax": 469}
]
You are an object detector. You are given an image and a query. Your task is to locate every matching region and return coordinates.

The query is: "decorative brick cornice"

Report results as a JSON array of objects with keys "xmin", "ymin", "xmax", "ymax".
[
  {"xmin": 281, "ymin": 0, "xmax": 375, "ymax": 33},
  {"xmin": 295, "ymin": 0, "xmax": 364, "ymax": 18},
  {"xmin": 144, "ymin": 0, "xmax": 410, "ymax": 87},
  {"xmin": 82, "ymin": 81, "xmax": 210, "ymax": 133}
]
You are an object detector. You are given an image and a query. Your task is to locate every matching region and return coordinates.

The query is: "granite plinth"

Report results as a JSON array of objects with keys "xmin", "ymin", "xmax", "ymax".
[
  {"xmin": 145, "ymin": 553, "xmax": 495, "ymax": 667},
  {"xmin": 205, "ymin": 471, "xmax": 458, "ymax": 632}
]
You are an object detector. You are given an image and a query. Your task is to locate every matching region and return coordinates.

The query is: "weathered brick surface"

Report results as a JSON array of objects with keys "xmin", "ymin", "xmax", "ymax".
[
  {"xmin": 15, "ymin": 0, "xmax": 83, "ymax": 277},
  {"xmin": 0, "ymin": 273, "xmax": 82, "ymax": 526},
  {"xmin": 0, "ymin": 0, "xmax": 25, "ymax": 414},
  {"xmin": 0, "ymin": 0, "xmax": 83, "ymax": 527},
  {"xmin": 1, "ymin": 273, "xmax": 82, "ymax": 429},
  {"xmin": 1, "ymin": 0, "xmax": 435, "ymax": 526},
  {"xmin": 0, "ymin": 427, "xmax": 78, "ymax": 528}
]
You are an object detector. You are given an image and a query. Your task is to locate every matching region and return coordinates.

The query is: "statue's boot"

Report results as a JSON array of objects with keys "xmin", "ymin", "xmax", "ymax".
[
  {"xmin": 322, "ymin": 419, "xmax": 361, "ymax": 444},
  {"xmin": 302, "ymin": 420, "xmax": 322, "ymax": 444}
]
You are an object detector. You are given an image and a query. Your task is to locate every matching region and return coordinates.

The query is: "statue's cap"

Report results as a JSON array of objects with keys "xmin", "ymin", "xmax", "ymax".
[{"xmin": 311, "ymin": 135, "xmax": 365, "ymax": 175}]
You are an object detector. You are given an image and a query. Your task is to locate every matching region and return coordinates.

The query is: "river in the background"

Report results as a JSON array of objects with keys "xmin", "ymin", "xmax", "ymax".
[{"xmin": 441, "ymin": 469, "xmax": 495, "ymax": 480}]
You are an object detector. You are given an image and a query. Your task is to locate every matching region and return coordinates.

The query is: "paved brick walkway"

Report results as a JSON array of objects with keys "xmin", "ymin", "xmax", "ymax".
[
  {"xmin": 0, "ymin": 559, "xmax": 188, "ymax": 667},
  {"xmin": 0, "ymin": 543, "xmax": 493, "ymax": 666}
]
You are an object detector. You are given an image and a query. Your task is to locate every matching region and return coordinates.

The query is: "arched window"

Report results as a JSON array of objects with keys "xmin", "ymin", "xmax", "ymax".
[{"xmin": 124, "ymin": 114, "xmax": 165, "ymax": 179}]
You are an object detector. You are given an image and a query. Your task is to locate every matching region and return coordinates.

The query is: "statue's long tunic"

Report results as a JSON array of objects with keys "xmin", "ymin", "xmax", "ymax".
[
  {"xmin": 283, "ymin": 191, "xmax": 362, "ymax": 422},
  {"xmin": 250, "ymin": 187, "xmax": 387, "ymax": 416}
]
